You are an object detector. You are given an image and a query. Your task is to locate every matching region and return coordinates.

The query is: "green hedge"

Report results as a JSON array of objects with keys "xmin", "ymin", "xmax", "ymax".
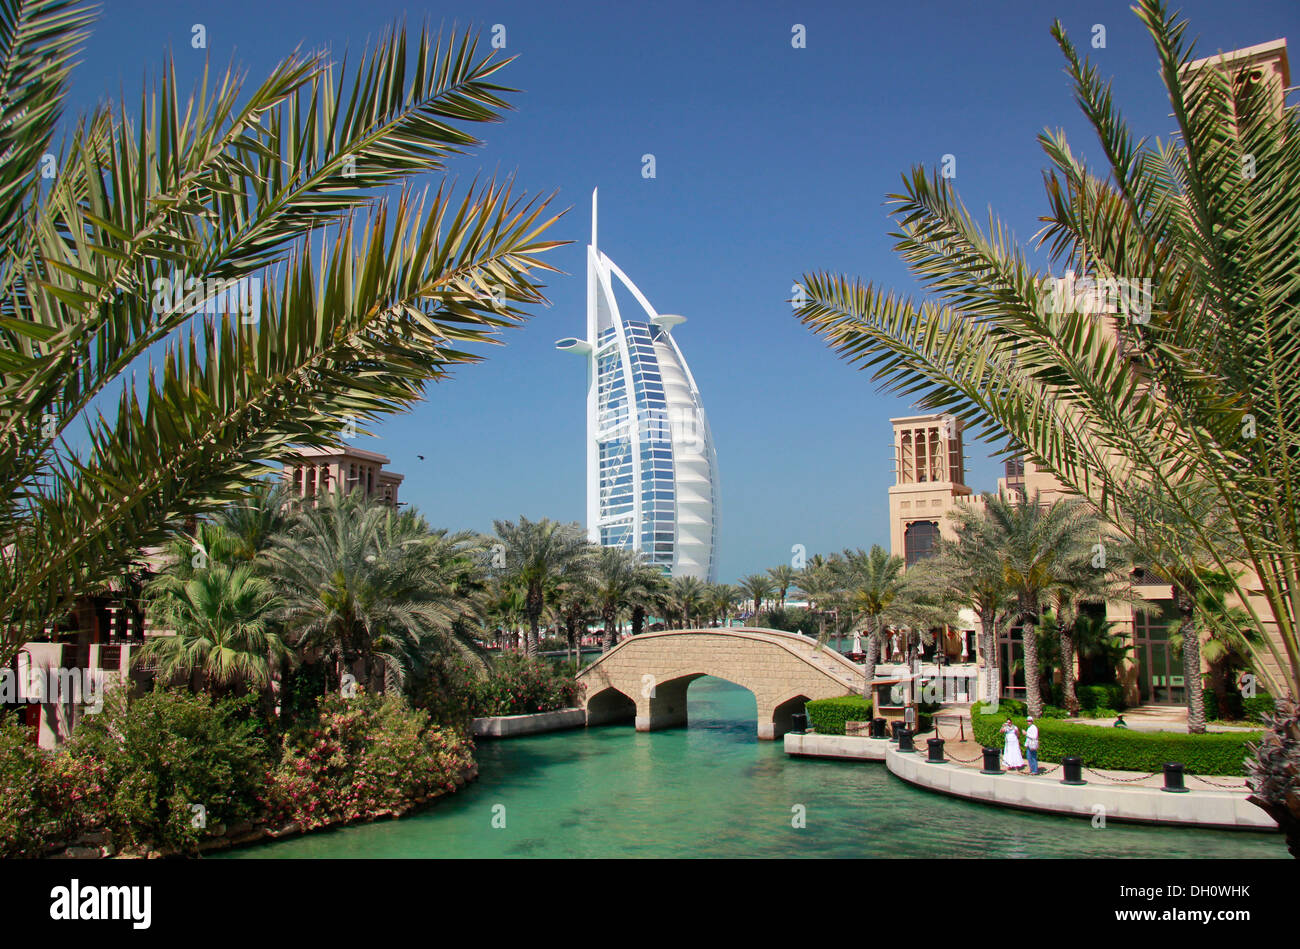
[
  {"xmin": 1242, "ymin": 693, "xmax": 1275, "ymax": 723},
  {"xmin": 1051, "ymin": 683, "xmax": 1126, "ymax": 711},
  {"xmin": 805, "ymin": 696, "xmax": 935, "ymax": 735},
  {"xmin": 805, "ymin": 696, "xmax": 872, "ymax": 735},
  {"xmin": 969, "ymin": 702, "xmax": 1259, "ymax": 776}
]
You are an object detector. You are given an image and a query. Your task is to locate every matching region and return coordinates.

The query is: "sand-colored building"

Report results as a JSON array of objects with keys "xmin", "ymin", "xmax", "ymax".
[{"xmin": 885, "ymin": 37, "xmax": 1291, "ymax": 708}]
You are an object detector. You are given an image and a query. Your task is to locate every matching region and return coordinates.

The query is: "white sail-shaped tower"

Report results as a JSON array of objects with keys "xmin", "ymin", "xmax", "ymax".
[{"xmin": 556, "ymin": 190, "xmax": 719, "ymax": 581}]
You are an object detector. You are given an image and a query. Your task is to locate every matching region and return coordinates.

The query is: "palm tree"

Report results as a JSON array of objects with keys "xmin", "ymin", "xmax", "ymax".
[
  {"xmin": 795, "ymin": 564, "xmax": 840, "ymax": 643},
  {"xmin": 791, "ymin": 0, "xmax": 1298, "ymax": 846},
  {"xmin": 767, "ymin": 565, "xmax": 797, "ymax": 609},
  {"xmin": 922, "ymin": 505, "xmax": 1014, "ymax": 705},
  {"xmin": 628, "ymin": 563, "xmax": 669, "ymax": 637},
  {"xmin": 982, "ymin": 493, "xmax": 1095, "ymax": 718},
  {"xmin": 1042, "ymin": 524, "xmax": 1145, "ymax": 716},
  {"xmin": 486, "ymin": 579, "xmax": 528, "ymax": 651},
  {"xmin": 0, "ymin": 5, "xmax": 561, "ymax": 665},
  {"xmin": 591, "ymin": 546, "xmax": 649, "ymax": 651},
  {"xmin": 552, "ymin": 552, "xmax": 597, "ymax": 664},
  {"xmin": 269, "ymin": 490, "xmax": 469, "ymax": 692},
  {"xmin": 212, "ymin": 480, "xmax": 296, "ymax": 567},
  {"xmin": 842, "ymin": 545, "xmax": 906, "ymax": 696},
  {"xmin": 739, "ymin": 574, "xmax": 775, "ymax": 621},
  {"xmin": 711, "ymin": 583, "xmax": 743, "ymax": 628},
  {"xmin": 665, "ymin": 575, "xmax": 708, "ymax": 629},
  {"xmin": 492, "ymin": 517, "xmax": 588, "ymax": 656},
  {"xmin": 881, "ymin": 563, "xmax": 959, "ymax": 705},
  {"xmin": 137, "ymin": 562, "xmax": 288, "ymax": 695}
]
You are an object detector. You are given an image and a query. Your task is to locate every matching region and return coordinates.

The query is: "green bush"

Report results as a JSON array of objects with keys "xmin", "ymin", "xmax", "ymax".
[
  {"xmin": 269, "ymin": 691, "xmax": 474, "ymax": 830},
  {"xmin": 64, "ymin": 687, "xmax": 271, "ymax": 854},
  {"xmin": 970, "ymin": 702, "xmax": 1259, "ymax": 776},
  {"xmin": 1242, "ymin": 692, "xmax": 1275, "ymax": 723},
  {"xmin": 805, "ymin": 696, "xmax": 872, "ymax": 735},
  {"xmin": 1050, "ymin": 683, "xmax": 1126, "ymax": 711},
  {"xmin": 470, "ymin": 652, "xmax": 583, "ymax": 716},
  {"xmin": 0, "ymin": 716, "xmax": 108, "ymax": 857},
  {"xmin": 756, "ymin": 607, "xmax": 821, "ymax": 637}
]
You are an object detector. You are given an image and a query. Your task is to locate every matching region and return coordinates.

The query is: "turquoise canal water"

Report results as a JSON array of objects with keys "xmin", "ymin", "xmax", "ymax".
[{"xmin": 225, "ymin": 677, "xmax": 1286, "ymax": 859}]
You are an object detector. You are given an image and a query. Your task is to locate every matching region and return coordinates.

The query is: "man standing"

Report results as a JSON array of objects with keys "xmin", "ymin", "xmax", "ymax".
[{"xmin": 1025, "ymin": 715, "xmax": 1040, "ymax": 775}]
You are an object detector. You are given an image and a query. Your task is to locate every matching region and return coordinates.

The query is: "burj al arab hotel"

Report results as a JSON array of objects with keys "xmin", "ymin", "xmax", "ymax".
[{"xmin": 556, "ymin": 190, "xmax": 719, "ymax": 582}]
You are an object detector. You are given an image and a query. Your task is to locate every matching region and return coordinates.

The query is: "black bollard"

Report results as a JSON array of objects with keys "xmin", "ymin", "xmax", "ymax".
[
  {"xmin": 870, "ymin": 717, "xmax": 887, "ymax": 739},
  {"xmin": 1162, "ymin": 762, "xmax": 1189, "ymax": 793},
  {"xmin": 890, "ymin": 721, "xmax": 904, "ymax": 742},
  {"xmin": 1061, "ymin": 755, "xmax": 1087, "ymax": 786},
  {"xmin": 790, "ymin": 713, "xmax": 808, "ymax": 734},
  {"xmin": 980, "ymin": 746, "xmax": 1003, "ymax": 774},
  {"xmin": 898, "ymin": 729, "xmax": 915, "ymax": 752},
  {"xmin": 926, "ymin": 737, "xmax": 945, "ymax": 763}
]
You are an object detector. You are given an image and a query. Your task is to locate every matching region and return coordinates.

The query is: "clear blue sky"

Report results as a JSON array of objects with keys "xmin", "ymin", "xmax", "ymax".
[{"xmin": 68, "ymin": 0, "xmax": 1298, "ymax": 582}]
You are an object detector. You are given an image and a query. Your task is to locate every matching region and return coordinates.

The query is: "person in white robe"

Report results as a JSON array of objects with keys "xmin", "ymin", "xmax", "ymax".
[{"xmin": 1000, "ymin": 719, "xmax": 1026, "ymax": 770}]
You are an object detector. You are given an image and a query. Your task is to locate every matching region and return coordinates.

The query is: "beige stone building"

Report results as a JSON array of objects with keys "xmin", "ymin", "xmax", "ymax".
[
  {"xmin": 281, "ymin": 445, "xmax": 404, "ymax": 506},
  {"xmin": 885, "ymin": 37, "xmax": 1290, "ymax": 709}
]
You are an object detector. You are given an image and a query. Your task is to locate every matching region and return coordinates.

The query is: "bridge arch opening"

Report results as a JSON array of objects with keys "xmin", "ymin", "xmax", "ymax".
[
  {"xmin": 772, "ymin": 694, "xmax": 813, "ymax": 739},
  {"xmin": 586, "ymin": 686, "xmax": 636, "ymax": 726}
]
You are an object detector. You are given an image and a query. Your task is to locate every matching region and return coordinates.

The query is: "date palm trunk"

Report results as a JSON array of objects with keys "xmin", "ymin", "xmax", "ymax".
[
  {"xmin": 1175, "ymin": 583, "xmax": 1205, "ymax": 734},
  {"xmin": 979, "ymin": 611, "xmax": 999, "ymax": 709},
  {"xmin": 862, "ymin": 621, "xmax": 880, "ymax": 699},
  {"xmin": 1059, "ymin": 620, "xmax": 1080, "ymax": 716},
  {"xmin": 1020, "ymin": 604, "xmax": 1044, "ymax": 719},
  {"xmin": 602, "ymin": 607, "xmax": 616, "ymax": 652}
]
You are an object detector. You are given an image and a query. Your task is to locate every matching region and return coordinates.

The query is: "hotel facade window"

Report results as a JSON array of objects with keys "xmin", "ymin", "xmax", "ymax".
[{"xmin": 557, "ymin": 190, "xmax": 719, "ymax": 581}]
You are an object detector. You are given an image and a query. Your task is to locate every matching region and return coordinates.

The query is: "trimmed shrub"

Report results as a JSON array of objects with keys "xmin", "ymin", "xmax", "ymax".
[
  {"xmin": 269, "ymin": 691, "xmax": 474, "ymax": 831},
  {"xmin": 470, "ymin": 652, "xmax": 583, "ymax": 716},
  {"xmin": 806, "ymin": 696, "xmax": 873, "ymax": 735},
  {"xmin": 0, "ymin": 716, "xmax": 108, "ymax": 857},
  {"xmin": 1242, "ymin": 692, "xmax": 1275, "ymax": 723},
  {"xmin": 1050, "ymin": 683, "xmax": 1126, "ymax": 711},
  {"xmin": 64, "ymin": 687, "xmax": 271, "ymax": 854},
  {"xmin": 970, "ymin": 701, "xmax": 1259, "ymax": 776}
]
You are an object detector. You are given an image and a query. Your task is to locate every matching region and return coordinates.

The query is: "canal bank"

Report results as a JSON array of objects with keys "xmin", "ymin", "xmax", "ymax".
[{"xmin": 222, "ymin": 678, "xmax": 1286, "ymax": 859}]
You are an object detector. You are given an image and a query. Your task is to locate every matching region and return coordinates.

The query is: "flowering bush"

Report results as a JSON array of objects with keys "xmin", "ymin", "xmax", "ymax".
[
  {"xmin": 267, "ymin": 691, "xmax": 475, "ymax": 830},
  {"xmin": 469, "ymin": 653, "xmax": 584, "ymax": 717},
  {"xmin": 63, "ymin": 687, "xmax": 271, "ymax": 854},
  {"xmin": 0, "ymin": 716, "xmax": 108, "ymax": 857}
]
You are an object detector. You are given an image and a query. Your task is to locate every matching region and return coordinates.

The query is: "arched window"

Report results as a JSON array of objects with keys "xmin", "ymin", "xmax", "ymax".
[{"xmin": 904, "ymin": 520, "xmax": 940, "ymax": 566}]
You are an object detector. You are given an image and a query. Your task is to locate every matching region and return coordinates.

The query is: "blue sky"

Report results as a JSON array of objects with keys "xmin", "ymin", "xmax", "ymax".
[{"xmin": 69, "ymin": 0, "xmax": 1299, "ymax": 582}]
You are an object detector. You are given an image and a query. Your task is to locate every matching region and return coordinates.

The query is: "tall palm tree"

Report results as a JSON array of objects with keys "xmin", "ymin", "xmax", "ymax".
[
  {"xmin": 486, "ymin": 578, "xmax": 528, "ymax": 651},
  {"xmin": 922, "ymin": 505, "xmax": 1014, "ymax": 704},
  {"xmin": 767, "ymin": 565, "xmax": 797, "ymax": 609},
  {"xmin": 795, "ymin": 564, "xmax": 839, "ymax": 642},
  {"xmin": 591, "ymin": 546, "xmax": 647, "ymax": 652},
  {"xmin": 0, "ymin": 3, "xmax": 561, "ymax": 664},
  {"xmin": 739, "ymin": 574, "xmax": 775, "ymax": 621},
  {"xmin": 213, "ymin": 480, "xmax": 296, "ymax": 567},
  {"xmin": 842, "ymin": 545, "xmax": 906, "ymax": 695},
  {"xmin": 791, "ymin": 0, "xmax": 1298, "ymax": 847},
  {"xmin": 137, "ymin": 562, "xmax": 288, "ymax": 695},
  {"xmin": 983, "ymin": 493, "xmax": 1094, "ymax": 718},
  {"xmin": 628, "ymin": 563, "xmax": 669, "ymax": 637},
  {"xmin": 666, "ymin": 575, "xmax": 707, "ymax": 629},
  {"xmin": 711, "ymin": 583, "xmax": 744, "ymax": 627},
  {"xmin": 269, "ymin": 490, "xmax": 467, "ymax": 692},
  {"xmin": 492, "ymin": 517, "xmax": 588, "ymax": 656}
]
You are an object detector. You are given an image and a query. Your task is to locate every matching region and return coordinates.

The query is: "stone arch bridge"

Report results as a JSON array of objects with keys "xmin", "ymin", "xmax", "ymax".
[{"xmin": 576, "ymin": 627, "xmax": 864, "ymax": 739}]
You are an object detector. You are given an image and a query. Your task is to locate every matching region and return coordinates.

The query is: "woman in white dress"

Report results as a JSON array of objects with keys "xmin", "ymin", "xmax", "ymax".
[{"xmin": 1000, "ymin": 719, "xmax": 1026, "ymax": 770}]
